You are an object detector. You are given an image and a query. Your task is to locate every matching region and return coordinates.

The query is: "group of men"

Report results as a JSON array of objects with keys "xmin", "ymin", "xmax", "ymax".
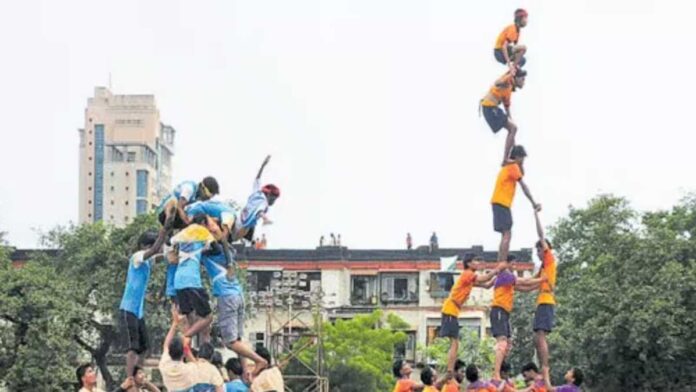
[
  {"xmin": 393, "ymin": 8, "xmax": 584, "ymax": 392},
  {"xmin": 112, "ymin": 155, "xmax": 284, "ymax": 392}
]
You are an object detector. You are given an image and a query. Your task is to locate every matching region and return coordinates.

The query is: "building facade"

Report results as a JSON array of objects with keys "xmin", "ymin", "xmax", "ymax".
[
  {"xmin": 238, "ymin": 245, "xmax": 535, "ymax": 363},
  {"xmin": 78, "ymin": 87, "xmax": 175, "ymax": 226}
]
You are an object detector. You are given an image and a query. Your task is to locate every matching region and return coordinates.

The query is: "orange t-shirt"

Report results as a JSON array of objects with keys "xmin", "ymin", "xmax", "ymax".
[
  {"xmin": 495, "ymin": 24, "xmax": 520, "ymax": 49},
  {"xmin": 491, "ymin": 163, "xmax": 523, "ymax": 208},
  {"xmin": 393, "ymin": 379, "xmax": 416, "ymax": 392},
  {"xmin": 441, "ymin": 270, "xmax": 476, "ymax": 317},
  {"xmin": 491, "ymin": 270, "xmax": 517, "ymax": 313},
  {"xmin": 537, "ymin": 247, "xmax": 557, "ymax": 305},
  {"xmin": 424, "ymin": 386, "xmax": 439, "ymax": 392},
  {"xmin": 481, "ymin": 74, "xmax": 513, "ymax": 108},
  {"xmin": 441, "ymin": 379, "xmax": 459, "ymax": 392},
  {"xmin": 531, "ymin": 378, "xmax": 547, "ymax": 392}
]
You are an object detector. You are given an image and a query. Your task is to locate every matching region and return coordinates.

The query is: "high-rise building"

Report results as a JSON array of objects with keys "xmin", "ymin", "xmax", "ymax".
[{"xmin": 78, "ymin": 87, "xmax": 175, "ymax": 226}]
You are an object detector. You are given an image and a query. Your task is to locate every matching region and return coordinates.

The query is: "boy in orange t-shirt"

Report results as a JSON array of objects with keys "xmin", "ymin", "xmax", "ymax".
[
  {"xmin": 494, "ymin": 9, "xmax": 528, "ymax": 73},
  {"xmin": 392, "ymin": 359, "xmax": 424, "ymax": 392},
  {"xmin": 533, "ymin": 211, "xmax": 557, "ymax": 369},
  {"xmin": 440, "ymin": 255, "xmax": 504, "ymax": 374},
  {"xmin": 491, "ymin": 145, "xmax": 541, "ymax": 263},
  {"xmin": 480, "ymin": 70, "xmax": 527, "ymax": 165}
]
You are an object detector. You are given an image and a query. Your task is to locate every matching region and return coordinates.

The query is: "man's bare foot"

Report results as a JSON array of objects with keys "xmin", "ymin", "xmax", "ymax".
[{"xmin": 252, "ymin": 358, "xmax": 269, "ymax": 376}]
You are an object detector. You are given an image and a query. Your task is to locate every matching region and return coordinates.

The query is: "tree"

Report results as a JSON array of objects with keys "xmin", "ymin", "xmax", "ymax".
[
  {"xmin": 0, "ymin": 236, "xmax": 84, "ymax": 390},
  {"xmin": 545, "ymin": 195, "xmax": 696, "ymax": 391},
  {"xmin": 35, "ymin": 214, "xmax": 171, "ymax": 390},
  {"xmin": 295, "ymin": 310, "xmax": 408, "ymax": 392},
  {"xmin": 421, "ymin": 331, "xmax": 496, "ymax": 376}
]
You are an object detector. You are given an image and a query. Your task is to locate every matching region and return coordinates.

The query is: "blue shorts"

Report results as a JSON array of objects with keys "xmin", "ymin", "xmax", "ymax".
[
  {"xmin": 534, "ymin": 304, "xmax": 555, "ymax": 332},
  {"xmin": 490, "ymin": 306, "xmax": 511, "ymax": 338},
  {"xmin": 439, "ymin": 314, "xmax": 460, "ymax": 339},
  {"xmin": 482, "ymin": 106, "xmax": 508, "ymax": 133}
]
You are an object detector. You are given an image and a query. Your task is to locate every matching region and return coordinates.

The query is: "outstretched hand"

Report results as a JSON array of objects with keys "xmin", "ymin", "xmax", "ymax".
[
  {"xmin": 120, "ymin": 377, "xmax": 135, "ymax": 390},
  {"xmin": 263, "ymin": 155, "xmax": 271, "ymax": 166},
  {"xmin": 534, "ymin": 203, "xmax": 542, "ymax": 212}
]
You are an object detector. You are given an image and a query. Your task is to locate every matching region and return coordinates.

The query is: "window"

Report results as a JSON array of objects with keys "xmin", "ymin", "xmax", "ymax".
[
  {"xmin": 351, "ymin": 275, "xmax": 378, "ymax": 305},
  {"xmin": 88, "ymin": 156, "xmax": 92, "ymax": 161},
  {"xmin": 296, "ymin": 272, "xmax": 321, "ymax": 293},
  {"xmin": 88, "ymin": 200, "xmax": 92, "ymax": 204},
  {"xmin": 394, "ymin": 331, "xmax": 417, "ymax": 361},
  {"xmin": 93, "ymin": 124, "xmax": 104, "ymax": 221},
  {"xmin": 88, "ymin": 187, "xmax": 92, "ymax": 191},
  {"xmin": 136, "ymin": 200, "xmax": 148, "ymax": 215},
  {"xmin": 136, "ymin": 170, "xmax": 148, "ymax": 198},
  {"xmin": 110, "ymin": 186, "xmax": 114, "ymax": 191},
  {"xmin": 124, "ymin": 216, "xmax": 129, "ymax": 222},
  {"xmin": 249, "ymin": 332, "xmax": 265, "ymax": 351},
  {"xmin": 110, "ymin": 200, "xmax": 114, "ymax": 205},
  {"xmin": 380, "ymin": 273, "xmax": 419, "ymax": 304},
  {"xmin": 248, "ymin": 271, "xmax": 275, "ymax": 292},
  {"xmin": 429, "ymin": 272, "xmax": 457, "ymax": 298},
  {"xmin": 88, "ymin": 172, "xmax": 92, "ymax": 176},
  {"xmin": 125, "ymin": 172, "xmax": 129, "ymax": 176},
  {"xmin": 111, "ymin": 172, "xmax": 114, "ymax": 176},
  {"xmin": 127, "ymin": 151, "xmax": 136, "ymax": 162},
  {"xmin": 125, "ymin": 201, "xmax": 129, "ymax": 206},
  {"xmin": 517, "ymin": 270, "xmax": 524, "ymax": 278}
]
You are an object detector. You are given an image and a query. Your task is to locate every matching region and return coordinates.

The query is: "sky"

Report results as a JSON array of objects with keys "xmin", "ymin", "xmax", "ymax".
[{"xmin": 0, "ymin": 0, "xmax": 694, "ymax": 252}]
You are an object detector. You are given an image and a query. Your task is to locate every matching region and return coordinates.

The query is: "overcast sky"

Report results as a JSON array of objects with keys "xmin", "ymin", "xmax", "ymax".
[{"xmin": 1, "ymin": 0, "xmax": 693, "ymax": 251}]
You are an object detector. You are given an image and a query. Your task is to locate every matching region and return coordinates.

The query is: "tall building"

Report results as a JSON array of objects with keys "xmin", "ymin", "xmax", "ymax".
[{"xmin": 78, "ymin": 87, "xmax": 175, "ymax": 226}]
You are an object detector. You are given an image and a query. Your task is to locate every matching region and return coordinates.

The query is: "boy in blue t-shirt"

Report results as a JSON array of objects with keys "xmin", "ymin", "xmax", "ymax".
[
  {"xmin": 157, "ymin": 177, "xmax": 219, "ymax": 230},
  {"xmin": 224, "ymin": 358, "xmax": 250, "ymax": 392},
  {"xmin": 118, "ymin": 230, "xmax": 166, "ymax": 378}
]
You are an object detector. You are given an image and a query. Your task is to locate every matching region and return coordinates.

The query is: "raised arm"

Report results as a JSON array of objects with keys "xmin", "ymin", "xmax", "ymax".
[
  {"xmin": 534, "ymin": 210, "xmax": 545, "ymax": 244},
  {"xmin": 519, "ymin": 179, "xmax": 541, "ymax": 211},
  {"xmin": 162, "ymin": 307, "xmax": 180, "ymax": 354},
  {"xmin": 256, "ymin": 155, "xmax": 271, "ymax": 180},
  {"xmin": 143, "ymin": 228, "xmax": 169, "ymax": 261},
  {"xmin": 475, "ymin": 276, "xmax": 496, "ymax": 289},
  {"xmin": 543, "ymin": 366, "xmax": 558, "ymax": 392},
  {"xmin": 475, "ymin": 261, "xmax": 506, "ymax": 283}
]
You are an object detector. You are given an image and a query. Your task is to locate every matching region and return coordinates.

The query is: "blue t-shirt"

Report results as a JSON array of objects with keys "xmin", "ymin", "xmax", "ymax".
[
  {"xmin": 157, "ymin": 180, "xmax": 199, "ymax": 214},
  {"xmin": 239, "ymin": 180, "xmax": 269, "ymax": 229},
  {"xmin": 225, "ymin": 379, "xmax": 249, "ymax": 392},
  {"xmin": 165, "ymin": 263, "xmax": 178, "ymax": 298},
  {"xmin": 171, "ymin": 225, "xmax": 215, "ymax": 290},
  {"xmin": 202, "ymin": 250, "xmax": 243, "ymax": 298},
  {"xmin": 186, "ymin": 200, "xmax": 238, "ymax": 229},
  {"xmin": 119, "ymin": 251, "xmax": 152, "ymax": 319}
]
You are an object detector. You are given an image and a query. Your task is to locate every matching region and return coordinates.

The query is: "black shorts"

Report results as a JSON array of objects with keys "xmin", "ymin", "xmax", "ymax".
[
  {"xmin": 120, "ymin": 310, "xmax": 149, "ymax": 354},
  {"xmin": 158, "ymin": 209, "xmax": 187, "ymax": 230},
  {"xmin": 176, "ymin": 288, "xmax": 212, "ymax": 317},
  {"xmin": 439, "ymin": 314, "xmax": 460, "ymax": 339},
  {"xmin": 490, "ymin": 307, "xmax": 511, "ymax": 338},
  {"xmin": 492, "ymin": 204, "xmax": 513, "ymax": 233},
  {"xmin": 494, "ymin": 47, "xmax": 527, "ymax": 67},
  {"xmin": 482, "ymin": 106, "xmax": 508, "ymax": 133},
  {"xmin": 534, "ymin": 304, "xmax": 555, "ymax": 332}
]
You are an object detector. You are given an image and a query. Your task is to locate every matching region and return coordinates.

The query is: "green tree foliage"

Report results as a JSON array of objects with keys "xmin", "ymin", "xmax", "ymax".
[
  {"xmin": 510, "ymin": 195, "xmax": 696, "ymax": 391},
  {"xmin": 295, "ymin": 310, "xmax": 408, "ymax": 392},
  {"xmin": 0, "ymin": 215, "xmax": 173, "ymax": 390},
  {"xmin": 421, "ymin": 331, "xmax": 495, "ymax": 375},
  {"xmin": 0, "ymin": 233, "xmax": 84, "ymax": 390}
]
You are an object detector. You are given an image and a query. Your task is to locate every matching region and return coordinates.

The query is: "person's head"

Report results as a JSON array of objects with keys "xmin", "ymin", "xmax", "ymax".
[
  {"xmin": 133, "ymin": 365, "xmax": 146, "ymax": 385},
  {"xmin": 256, "ymin": 346, "xmax": 273, "ymax": 365},
  {"xmin": 199, "ymin": 176, "xmax": 219, "ymax": 201},
  {"xmin": 454, "ymin": 359, "xmax": 466, "ymax": 383},
  {"xmin": 565, "ymin": 367, "xmax": 584, "ymax": 386},
  {"xmin": 465, "ymin": 364, "xmax": 480, "ymax": 383},
  {"xmin": 392, "ymin": 359, "xmax": 412, "ymax": 378},
  {"xmin": 500, "ymin": 361, "xmax": 512, "ymax": 379},
  {"xmin": 168, "ymin": 335, "xmax": 184, "ymax": 361},
  {"xmin": 462, "ymin": 253, "xmax": 476, "ymax": 270},
  {"xmin": 226, "ymin": 358, "xmax": 244, "ymax": 379},
  {"xmin": 522, "ymin": 362, "xmax": 540, "ymax": 381},
  {"xmin": 198, "ymin": 342, "xmax": 215, "ymax": 362},
  {"xmin": 420, "ymin": 366, "xmax": 437, "ymax": 386},
  {"xmin": 506, "ymin": 254, "xmax": 517, "ymax": 270},
  {"xmin": 76, "ymin": 363, "xmax": 97, "ymax": 387},
  {"xmin": 262, "ymin": 184, "xmax": 281, "ymax": 206},
  {"xmin": 211, "ymin": 351, "xmax": 223, "ymax": 368},
  {"xmin": 513, "ymin": 68, "xmax": 527, "ymax": 89},
  {"xmin": 509, "ymin": 145, "xmax": 527, "ymax": 163},
  {"xmin": 514, "ymin": 8, "xmax": 528, "ymax": 27},
  {"xmin": 137, "ymin": 230, "xmax": 158, "ymax": 251},
  {"xmin": 535, "ymin": 239, "xmax": 553, "ymax": 260}
]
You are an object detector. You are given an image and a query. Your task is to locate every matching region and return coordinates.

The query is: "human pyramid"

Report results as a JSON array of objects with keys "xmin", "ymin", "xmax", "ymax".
[
  {"xmin": 110, "ymin": 155, "xmax": 284, "ymax": 392},
  {"xmin": 391, "ymin": 9, "xmax": 585, "ymax": 392}
]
